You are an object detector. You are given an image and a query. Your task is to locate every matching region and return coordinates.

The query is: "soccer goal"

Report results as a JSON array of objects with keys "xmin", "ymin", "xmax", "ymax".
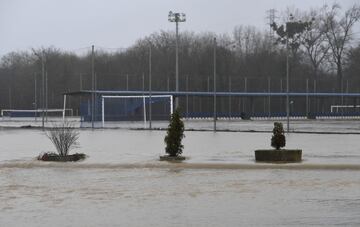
[
  {"xmin": 101, "ymin": 95, "xmax": 173, "ymax": 127},
  {"xmin": 330, "ymin": 105, "xmax": 360, "ymax": 113},
  {"xmin": 1, "ymin": 109, "xmax": 73, "ymax": 118}
]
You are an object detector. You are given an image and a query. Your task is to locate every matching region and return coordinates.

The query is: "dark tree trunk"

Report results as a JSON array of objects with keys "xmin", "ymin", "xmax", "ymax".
[{"xmin": 337, "ymin": 58, "xmax": 343, "ymax": 93}]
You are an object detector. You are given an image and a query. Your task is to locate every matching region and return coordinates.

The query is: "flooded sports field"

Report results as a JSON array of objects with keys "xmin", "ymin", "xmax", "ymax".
[{"xmin": 1, "ymin": 120, "xmax": 360, "ymax": 226}]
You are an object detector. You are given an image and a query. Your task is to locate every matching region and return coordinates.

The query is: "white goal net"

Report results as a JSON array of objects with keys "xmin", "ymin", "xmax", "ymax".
[
  {"xmin": 1, "ymin": 109, "xmax": 73, "ymax": 118},
  {"xmin": 330, "ymin": 105, "xmax": 360, "ymax": 113},
  {"xmin": 101, "ymin": 95, "xmax": 173, "ymax": 127}
]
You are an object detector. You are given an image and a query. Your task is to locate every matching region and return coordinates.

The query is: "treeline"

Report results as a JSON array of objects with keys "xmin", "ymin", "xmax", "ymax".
[{"xmin": 0, "ymin": 3, "xmax": 359, "ymax": 115}]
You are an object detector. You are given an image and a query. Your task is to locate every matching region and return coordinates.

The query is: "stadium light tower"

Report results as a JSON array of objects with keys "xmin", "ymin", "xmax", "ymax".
[
  {"xmin": 33, "ymin": 50, "xmax": 46, "ymax": 130},
  {"xmin": 168, "ymin": 11, "xmax": 186, "ymax": 109}
]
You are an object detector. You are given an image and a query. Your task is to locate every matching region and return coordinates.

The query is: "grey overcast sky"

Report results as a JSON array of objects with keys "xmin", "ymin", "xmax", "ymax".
[{"xmin": 0, "ymin": 0, "xmax": 359, "ymax": 57}]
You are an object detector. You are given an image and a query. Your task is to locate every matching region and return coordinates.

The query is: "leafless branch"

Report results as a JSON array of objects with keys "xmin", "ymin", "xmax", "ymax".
[{"xmin": 46, "ymin": 121, "xmax": 80, "ymax": 156}]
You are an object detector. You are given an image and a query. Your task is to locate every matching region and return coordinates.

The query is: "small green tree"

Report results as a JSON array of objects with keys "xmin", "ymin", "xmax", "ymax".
[
  {"xmin": 271, "ymin": 122, "xmax": 286, "ymax": 150},
  {"xmin": 164, "ymin": 108, "xmax": 185, "ymax": 157}
]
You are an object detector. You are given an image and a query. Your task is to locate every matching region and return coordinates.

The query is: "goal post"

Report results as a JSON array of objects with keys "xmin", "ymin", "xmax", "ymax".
[
  {"xmin": 1, "ymin": 109, "xmax": 73, "ymax": 118},
  {"xmin": 101, "ymin": 95, "xmax": 173, "ymax": 128},
  {"xmin": 330, "ymin": 105, "xmax": 360, "ymax": 113}
]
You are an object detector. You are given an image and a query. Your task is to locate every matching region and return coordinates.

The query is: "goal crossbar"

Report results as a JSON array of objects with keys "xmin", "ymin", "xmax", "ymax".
[{"xmin": 101, "ymin": 95, "xmax": 173, "ymax": 128}]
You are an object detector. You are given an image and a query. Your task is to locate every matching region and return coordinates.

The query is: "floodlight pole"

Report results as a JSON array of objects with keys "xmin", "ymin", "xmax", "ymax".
[
  {"xmin": 34, "ymin": 73, "xmax": 37, "ymax": 122},
  {"xmin": 168, "ymin": 11, "xmax": 186, "ymax": 110},
  {"xmin": 33, "ymin": 51, "xmax": 45, "ymax": 129},
  {"xmin": 91, "ymin": 45, "xmax": 95, "ymax": 129},
  {"xmin": 45, "ymin": 71, "xmax": 48, "ymax": 122},
  {"xmin": 286, "ymin": 39, "xmax": 290, "ymax": 133},
  {"xmin": 175, "ymin": 20, "xmax": 179, "ymax": 109},
  {"xmin": 149, "ymin": 44, "xmax": 152, "ymax": 130},
  {"xmin": 213, "ymin": 37, "xmax": 217, "ymax": 132},
  {"xmin": 142, "ymin": 73, "xmax": 146, "ymax": 128},
  {"xmin": 41, "ymin": 53, "xmax": 45, "ymax": 129}
]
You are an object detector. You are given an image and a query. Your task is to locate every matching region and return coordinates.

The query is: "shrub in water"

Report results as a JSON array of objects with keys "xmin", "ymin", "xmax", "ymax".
[
  {"xmin": 46, "ymin": 121, "xmax": 80, "ymax": 156},
  {"xmin": 271, "ymin": 122, "xmax": 286, "ymax": 150},
  {"xmin": 164, "ymin": 108, "xmax": 185, "ymax": 157}
]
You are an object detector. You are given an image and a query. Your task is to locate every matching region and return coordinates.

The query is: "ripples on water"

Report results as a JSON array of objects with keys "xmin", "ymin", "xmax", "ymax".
[
  {"xmin": 1, "ymin": 167, "xmax": 360, "ymax": 226},
  {"xmin": 0, "ymin": 123, "xmax": 360, "ymax": 226}
]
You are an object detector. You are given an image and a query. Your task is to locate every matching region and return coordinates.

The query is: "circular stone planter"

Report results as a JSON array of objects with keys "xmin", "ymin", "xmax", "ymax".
[
  {"xmin": 254, "ymin": 149, "xmax": 302, "ymax": 163},
  {"xmin": 159, "ymin": 155, "xmax": 186, "ymax": 161},
  {"xmin": 38, "ymin": 153, "xmax": 86, "ymax": 162}
]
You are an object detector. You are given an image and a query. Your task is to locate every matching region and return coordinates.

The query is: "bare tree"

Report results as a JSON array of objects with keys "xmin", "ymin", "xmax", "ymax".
[
  {"xmin": 232, "ymin": 25, "xmax": 265, "ymax": 57},
  {"xmin": 46, "ymin": 122, "xmax": 80, "ymax": 156},
  {"xmin": 345, "ymin": 44, "xmax": 360, "ymax": 80},
  {"xmin": 301, "ymin": 8, "xmax": 330, "ymax": 79},
  {"xmin": 323, "ymin": 3, "xmax": 360, "ymax": 92}
]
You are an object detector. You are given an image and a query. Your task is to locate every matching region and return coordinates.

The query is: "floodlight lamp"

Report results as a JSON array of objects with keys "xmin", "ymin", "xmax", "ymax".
[
  {"xmin": 181, "ymin": 13, "xmax": 186, "ymax": 22},
  {"xmin": 289, "ymin": 14, "xmax": 294, "ymax": 21},
  {"xmin": 168, "ymin": 11, "xmax": 175, "ymax": 22}
]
